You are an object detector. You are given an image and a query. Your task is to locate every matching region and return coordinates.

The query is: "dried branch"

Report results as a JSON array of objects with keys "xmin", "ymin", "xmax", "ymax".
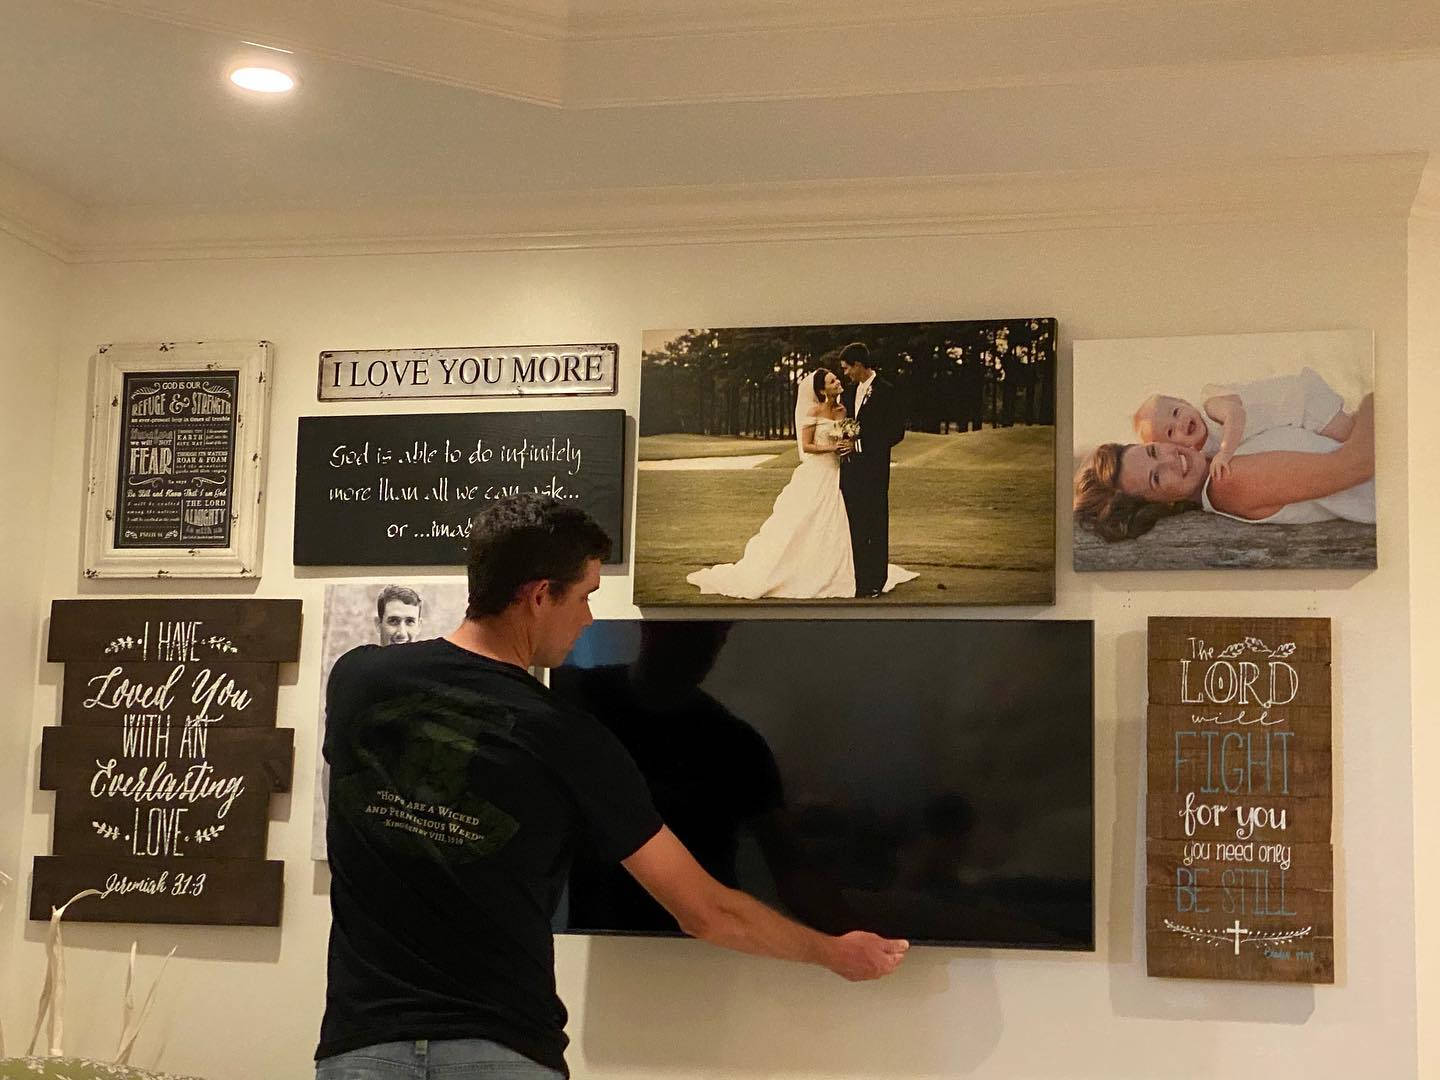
[
  {"xmin": 27, "ymin": 888, "xmax": 103, "ymax": 1057},
  {"xmin": 115, "ymin": 943, "xmax": 178, "ymax": 1064}
]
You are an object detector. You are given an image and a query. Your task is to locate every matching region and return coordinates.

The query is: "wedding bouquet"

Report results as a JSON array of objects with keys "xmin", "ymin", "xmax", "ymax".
[{"xmin": 834, "ymin": 418, "xmax": 861, "ymax": 440}]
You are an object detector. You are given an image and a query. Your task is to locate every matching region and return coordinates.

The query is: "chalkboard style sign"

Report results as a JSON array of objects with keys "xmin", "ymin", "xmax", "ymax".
[
  {"xmin": 83, "ymin": 341, "xmax": 273, "ymax": 578},
  {"xmin": 31, "ymin": 598, "xmax": 301, "ymax": 925},
  {"xmin": 1146, "ymin": 616, "xmax": 1334, "ymax": 983},
  {"xmin": 294, "ymin": 409, "xmax": 626, "ymax": 566},
  {"xmin": 115, "ymin": 370, "xmax": 240, "ymax": 547}
]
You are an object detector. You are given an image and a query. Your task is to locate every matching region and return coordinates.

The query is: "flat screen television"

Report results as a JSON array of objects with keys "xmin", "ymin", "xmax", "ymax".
[{"xmin": 547, "ymin": 618, "xmax": 1094, "ymax": 950}]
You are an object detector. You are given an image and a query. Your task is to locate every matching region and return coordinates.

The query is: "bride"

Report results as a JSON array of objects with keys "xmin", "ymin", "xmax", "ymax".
[{"xmin": 687, "ymin": 367, "xmax": 918, "ymax": 600}]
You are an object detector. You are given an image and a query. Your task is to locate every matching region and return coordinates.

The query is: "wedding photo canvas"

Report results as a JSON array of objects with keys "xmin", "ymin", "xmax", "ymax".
[
  {"xmin": 1072, "ymin": 329, "xmax": 1376, "ymax": 571},
  {"xmin": 633, "ymin": 319, "xmax": 1057, "ymax": 606}
]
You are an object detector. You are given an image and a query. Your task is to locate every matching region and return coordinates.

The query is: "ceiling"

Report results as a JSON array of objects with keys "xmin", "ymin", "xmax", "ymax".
[{"xmin": 2, "ymin": 0, "xmax": 1439, "ymax": 245}]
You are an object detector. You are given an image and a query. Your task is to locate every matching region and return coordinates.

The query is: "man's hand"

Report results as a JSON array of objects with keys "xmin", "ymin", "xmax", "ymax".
[{"xmin": 824, "ymin": 931, "xmax": 910, "ymax": 981}]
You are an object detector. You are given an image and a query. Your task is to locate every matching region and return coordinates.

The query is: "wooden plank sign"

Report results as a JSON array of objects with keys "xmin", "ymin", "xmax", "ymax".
[
  {"xmin": 31, "ymin": 598, "xmax": 300, "ymax": 926},
  {"xmin": 48, "ymin": 598, "xmax": 301, "ymax": 663},
  {"xmin": 40, "ymin": 726, "xmax": 294, "ymax": 860},
  {"xmin": 1145, "ymin": 616, "xmax": 1334, "ymax": 983},
  {"xmin": 293, "ymin": 409, "xmax": 627, "ymax": 566},
  {"xmin": 30, "ymin": 856, "xmax": 284, "ymax": 926}
]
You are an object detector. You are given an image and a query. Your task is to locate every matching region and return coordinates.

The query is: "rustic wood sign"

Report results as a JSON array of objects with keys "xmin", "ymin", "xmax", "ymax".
[
  {"xmin": 31, "ymin": 598, "xmax": 301, "ymax": 925},
  {"xmin": 318, "ymin": 344, "xmax": 619, "ymax": 401},
  {"xmin": 1146, "ymin": 616, "xmax": 1334, "ymax": 982},
  {"xmin": 293, "ymin": 408, "xmax": 626, "ymax": 566}
]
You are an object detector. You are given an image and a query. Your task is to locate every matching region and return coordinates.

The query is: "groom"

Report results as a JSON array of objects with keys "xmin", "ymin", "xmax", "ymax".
[{"xmin": 837, "ymin": 342, "xmax": 905, "ymax": 597}]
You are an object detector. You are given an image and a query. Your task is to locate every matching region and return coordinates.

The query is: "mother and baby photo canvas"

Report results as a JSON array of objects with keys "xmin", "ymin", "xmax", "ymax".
[
  {"xmin": 1072, "ymin": 328, "xmax": 1376, "ymax": 571},
  {"xmin": 632, "ymin": 318, "xmax": 1057, "ymax": 607}
]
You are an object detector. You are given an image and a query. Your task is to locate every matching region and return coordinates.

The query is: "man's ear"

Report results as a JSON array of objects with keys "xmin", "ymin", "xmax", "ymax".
[{"xmin": 515, "ymin": 579, "xmax": 549, "ymax": 611}]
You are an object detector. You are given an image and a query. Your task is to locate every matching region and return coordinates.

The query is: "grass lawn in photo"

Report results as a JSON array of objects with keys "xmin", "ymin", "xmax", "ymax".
[{"xmin": 634, "ymin": 426, "xmax": 1054, "ymax": 605}]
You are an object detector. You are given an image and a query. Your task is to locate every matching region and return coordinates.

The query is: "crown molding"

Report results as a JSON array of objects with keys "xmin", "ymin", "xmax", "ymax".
[
  {"xmin": 38, "ymin": 154, "xmax": 1424, "ymax": 265},
  {"xmin": 564, "ymin": 4, "xmax": 1440, "ymax": 108},
  {"xmin": 79, "ymin": 0, "xmax": 1256, "ymax": 47},
  {"xmin": 377, "ymin": 0, "xmax": 568, "ymax": 40},
  {"xmin": 71, "ymin": 0, "xmax": 1440, "ymax": 109},
  {"xmin": 563, "ymin": 0, "xmax": 1250, "ymax": 42},
  {"xmin": 76, "ymin": 0, "xmax": 564, "ymax": 106}
]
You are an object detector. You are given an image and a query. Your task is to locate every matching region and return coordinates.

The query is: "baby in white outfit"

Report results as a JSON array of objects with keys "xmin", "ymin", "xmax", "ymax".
[{"xmin": 1132, "ymin": 367, "xmax": 1356, "ymax": 480}]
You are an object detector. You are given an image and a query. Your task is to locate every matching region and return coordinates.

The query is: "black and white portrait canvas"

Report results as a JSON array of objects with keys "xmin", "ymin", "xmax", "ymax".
[
  {"xmin": 634, "ymin": 319, "xmax": 1057, "ymax": 606},
  {"xmin": 311, "ymin": 581, "xmax": 468, "ymax": 858},
  {"xmin": 1072, "ymin": 329, "xmax": 1376, "ymax": 571}
]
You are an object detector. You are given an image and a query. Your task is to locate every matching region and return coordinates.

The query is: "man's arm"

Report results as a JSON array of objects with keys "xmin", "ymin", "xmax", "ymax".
[
  {"xmin": 880, "ymin": 380, "xmax": 905, "ymax": 447},
  {"xmin": 621, "ymin": 825, "xmax": 909, "ymax": 981}
]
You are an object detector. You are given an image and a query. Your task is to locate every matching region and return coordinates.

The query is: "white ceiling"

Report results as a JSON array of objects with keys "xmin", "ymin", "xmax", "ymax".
[{"xmin": 2, "ymin": 0, "xmax": 1439, "ymax": 225}]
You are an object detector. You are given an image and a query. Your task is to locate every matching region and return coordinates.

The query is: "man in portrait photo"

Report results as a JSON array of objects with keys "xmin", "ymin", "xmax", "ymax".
[{"xmin": 375, "ymin": 584, "xmax": 423, "ymax": 645}]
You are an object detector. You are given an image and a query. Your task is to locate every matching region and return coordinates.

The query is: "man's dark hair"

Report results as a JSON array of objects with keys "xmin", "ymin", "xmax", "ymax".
[
  {"xmin": 465, "ymin": 494, "xmax": 612, "ymax": 618},
  {"xmin": 375, "ymin": 584, "xmax": 423, "ymax": 620},
  {"xmin": 837, "ymin": 341, "xmax": 872, "ymax": 370}
]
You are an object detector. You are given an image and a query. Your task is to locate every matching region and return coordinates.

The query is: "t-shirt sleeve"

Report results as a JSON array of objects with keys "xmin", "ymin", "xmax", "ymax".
[
  {"xmin": 323, "ymin": 644, "xmax": 380, "ymax": 765},
  {"xmin": 539, "ymin": 706, "xmax": 664, "ymax": 863}
]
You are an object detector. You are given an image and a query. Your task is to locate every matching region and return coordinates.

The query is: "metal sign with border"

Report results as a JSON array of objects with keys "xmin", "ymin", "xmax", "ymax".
[{"xmin": 318, "ymin": 344, "xmax": 619, "ymax": 401}]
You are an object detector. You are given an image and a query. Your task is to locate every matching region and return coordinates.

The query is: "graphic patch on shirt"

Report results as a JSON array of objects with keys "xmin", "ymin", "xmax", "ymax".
[
  {"xmin": 360, "ymin": 788, "xmax": 518, "ymax": 858},
  {"xmin": 334, "ymin": 690, "xmax": 522, "ymax": 861}
]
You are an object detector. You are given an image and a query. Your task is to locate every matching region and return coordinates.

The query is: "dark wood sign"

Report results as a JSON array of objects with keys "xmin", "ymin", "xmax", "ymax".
[
  {"xmin": 40, "ymin": 726, "xmax": 294, "ymax": 860},
  {"xmin": 30, "ymin": 856, "xmax": 284, "ymax": 926},
  {"xmin": 293, "ymin": 409, "xmax": 627, "ymax": 566},
  {"xmin": 60, "ymin": 662, "xmax": 279, "ymax": 726},
  {"xmin": 31, "ymin": 598, "xmax": 300, "ymax": 926},
  {"xmin": 115, "ymin": 370, "xmax": 240, "ymax": 549},
  {"xmin": 48, "ymin": 599, "xmax": 301, "ymax": 662},
  {"xmin": 1146, "ymin": 617, "xmax": 1334, "ymax": 983}
]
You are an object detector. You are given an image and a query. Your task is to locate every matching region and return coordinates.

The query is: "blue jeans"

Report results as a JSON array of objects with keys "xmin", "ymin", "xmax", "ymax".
[{"xmin": 316, "ymin": 1039, "xmax": 565, "ymax": 1079}]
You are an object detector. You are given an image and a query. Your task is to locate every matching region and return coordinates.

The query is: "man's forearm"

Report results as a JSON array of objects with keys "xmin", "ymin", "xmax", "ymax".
[
  {"xmin": 682, "ymin": 884, "xmax": 836, "ymax": 969},
  {"xmin": 622, "ymin": 825, "xmax": 907, "ymax": 981}
]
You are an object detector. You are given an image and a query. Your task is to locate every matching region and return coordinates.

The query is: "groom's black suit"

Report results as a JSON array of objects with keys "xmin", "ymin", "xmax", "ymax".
[{"xmin": 840, "ymin": 374, "xmax": 905, "ymax": 596}]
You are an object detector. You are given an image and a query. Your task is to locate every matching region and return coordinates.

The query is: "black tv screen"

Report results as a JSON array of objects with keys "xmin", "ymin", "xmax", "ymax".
[{"xmin": 547, "ymin": 618, "xmax": 1094, "ymax": 950}]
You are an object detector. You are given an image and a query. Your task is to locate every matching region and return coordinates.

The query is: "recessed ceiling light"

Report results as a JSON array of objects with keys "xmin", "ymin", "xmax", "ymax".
[{"xmin": 229, "ymin": 66, "xmax": 295, "ymax": 94}]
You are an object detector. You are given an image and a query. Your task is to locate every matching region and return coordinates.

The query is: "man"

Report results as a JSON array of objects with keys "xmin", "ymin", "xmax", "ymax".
[
  {"xmin": 316, "ymin": 495, "xmax": 908, "ymax": 1080},
  {"xmin": 838, "ymin": 342, "xmax": 907, "ymax": 597},
  {"xmin": 374, "ymin": 584, "xmax": 423, "ymax": 645}
]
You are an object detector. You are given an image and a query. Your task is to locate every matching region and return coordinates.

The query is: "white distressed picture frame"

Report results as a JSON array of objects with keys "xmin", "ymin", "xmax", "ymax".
[{"xmin": 83, "ymin": 340, "xmax": 272, "ymax": 579}]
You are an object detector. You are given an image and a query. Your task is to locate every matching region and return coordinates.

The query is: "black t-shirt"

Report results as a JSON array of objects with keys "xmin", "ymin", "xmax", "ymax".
[
  {"xmin": 316, "ymin": 639, "xmax": 663, "ymax": 1075},
  {"xmin": 549, "ymin": 664, "xmax": 783, "ymax": 932}
]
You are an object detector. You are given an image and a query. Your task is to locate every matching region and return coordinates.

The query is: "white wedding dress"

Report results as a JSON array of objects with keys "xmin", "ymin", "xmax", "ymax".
[{"xmin": 687, "ymin": 416, "xmax": 918, "ymax": 599}]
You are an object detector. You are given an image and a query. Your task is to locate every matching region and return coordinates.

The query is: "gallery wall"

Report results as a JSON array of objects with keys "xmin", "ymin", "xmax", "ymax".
[
  {"xmin": 3, "ymin": 206, "xmax": 1421, "ymax": 1077},
  {"xmin": 0, "ymin": 226, "xmax": 63, "ymax": 997}
]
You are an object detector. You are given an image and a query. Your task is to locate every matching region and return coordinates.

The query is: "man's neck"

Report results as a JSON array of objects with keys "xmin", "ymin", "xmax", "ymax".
[
  {"xmin": 446, "ymin": 616, "xmax": 533, "ymax": 669},
  {"xmin": 858, "ymin": 369, "xmax": 875, "ymax": 386}
]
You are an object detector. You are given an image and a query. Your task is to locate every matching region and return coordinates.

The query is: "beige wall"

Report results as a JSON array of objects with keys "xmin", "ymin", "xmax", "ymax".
[
  {"xmin": 0, "ymin": 226, "xmax": 63, "ymax": 1048},
  {"xmin": 4, "ymin": 214, "xmax": 1419, "ymax": 1077},
  {"xmin": 1408, "ymin": 207, "xmax": 1440, "ymax": 1080}
]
